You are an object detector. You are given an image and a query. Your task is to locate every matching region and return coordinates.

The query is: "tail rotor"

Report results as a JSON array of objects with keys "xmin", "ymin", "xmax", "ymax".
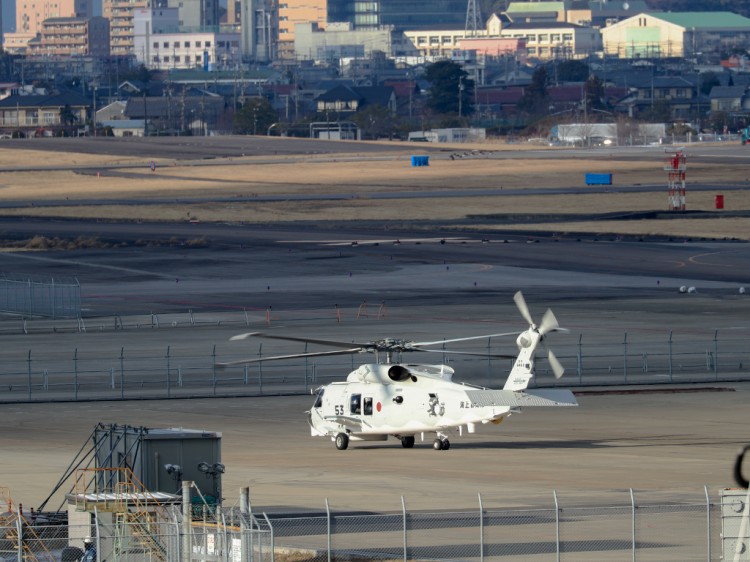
[{"xmin": 513, "ymin": 291, "xmax": 567, "ymax": 379}]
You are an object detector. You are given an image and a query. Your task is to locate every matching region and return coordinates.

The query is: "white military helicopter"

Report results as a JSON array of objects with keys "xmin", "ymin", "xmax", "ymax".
[{"xmin": 221, "ymin": 291, "xmax": 577, "ymax": 451}]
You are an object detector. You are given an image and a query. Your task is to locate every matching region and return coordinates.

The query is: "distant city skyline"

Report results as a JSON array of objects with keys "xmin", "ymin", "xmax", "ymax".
[
  {"xmin": 2, "ymin": 0, "xmax": 101, "ymax": 34},
  {"xmin": 1, "ymin": 0, "xmax": 230, "ymax": 34}
]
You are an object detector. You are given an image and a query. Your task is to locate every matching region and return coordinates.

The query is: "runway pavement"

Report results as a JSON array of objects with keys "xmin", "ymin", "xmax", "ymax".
[{"xmin": 0, "ymin": 220, "xmax": 749, "ymax": 514}]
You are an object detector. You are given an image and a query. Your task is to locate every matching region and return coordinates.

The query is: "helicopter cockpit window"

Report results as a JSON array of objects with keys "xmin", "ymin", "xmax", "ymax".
[
  {"xmin": 363, "ymin": 397, "xmax": 373, "ymax": 415},
  {"xmin": 313, "ymin": 389, "xmax": 324, "ymax": 408},
  {"xmin": 350, "ymin": 394, "xmax": 361, "ymax": 414}
]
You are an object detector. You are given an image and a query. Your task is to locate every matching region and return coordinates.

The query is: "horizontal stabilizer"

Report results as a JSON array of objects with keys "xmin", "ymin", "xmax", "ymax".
[{"xmin": 464, "ymin": 388, "xmax": 577, "ymax": 408}]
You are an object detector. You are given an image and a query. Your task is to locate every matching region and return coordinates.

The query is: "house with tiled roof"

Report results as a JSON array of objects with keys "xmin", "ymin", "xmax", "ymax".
[
  {"xmin": 315, "ymin": 85, "xmax": 396, "ymax": 114},
  {"xmin": 709, "ymin": 85, "xmax": 750, "ymax": 114},
  {"xmin": 0, "ymin": 91, "xmax": 90, "ymax": 136}
]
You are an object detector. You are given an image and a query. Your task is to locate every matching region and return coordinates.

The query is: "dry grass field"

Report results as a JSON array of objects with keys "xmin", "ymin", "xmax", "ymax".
[{"xmin": 0, "ymin": 141, "xmax": 748, "ymax": 239}]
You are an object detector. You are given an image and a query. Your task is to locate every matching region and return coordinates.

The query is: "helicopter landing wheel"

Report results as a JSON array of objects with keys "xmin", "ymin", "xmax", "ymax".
[
  {"xmin": 432, "ymin": 438, "xmax": 444, "ymax": 451},
  {"xmin": 401, "ymin": 436, "xmax": 415, "ymax": 449},
  {"xmin": 335, "ymin": 433, "xmax": 349, "ymax": 450},
  {"xmin": 442, "ymin": 439, "xmax": 450, "ymax": 450}
]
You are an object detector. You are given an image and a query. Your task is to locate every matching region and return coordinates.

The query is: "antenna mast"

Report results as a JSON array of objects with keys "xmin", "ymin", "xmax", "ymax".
[{"xmin": 465, "ymin": 0, "xmax": 482, "ymax": 37}]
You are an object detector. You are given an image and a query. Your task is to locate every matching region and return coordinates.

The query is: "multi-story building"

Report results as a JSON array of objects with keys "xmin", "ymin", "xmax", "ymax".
[
  {"xmin": 165, "ymin": 0, "xmax": 220, "ymax": 29},
  {"xmin": 402, "ymin": 19, "xmax": 596, "ymax": 60},
  {"xmin": 135, "ymin": 29, "xmax": 242, "ymax": 70},
  {"xmin": 487, "ymin": 15, "xmax": 599, "ymax": 59},
  {"xmin": 103, "ymin": 0, "xmax": 151, "ymax": 56},
  {"xmin": 3, "ymin": 0, "xmax": 92, "ymax": 53},
  {"xmin": 29, "ymin": 16, "xmax": 110, "ymax": 57},
  {"xmin": 295, "ymin": 22, "xmax": 406, "ymax": 61},
  {"xmin": 104, "ymin": 0, "xmax": 220, "ymax": 57},
  {"xmin": 602, "ymin": 11, "xmax": 750, "ymax": 58},
  {"xmin": 278, "ymin": 0, "xmax": 327, "ymax": 59},
  {"xmin": 328, "ymin": 0, "xmax": 466, "ymax": 31}
]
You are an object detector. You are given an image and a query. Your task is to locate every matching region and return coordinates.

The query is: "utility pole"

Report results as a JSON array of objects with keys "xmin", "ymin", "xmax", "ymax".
[{"xmin": 458, "ymin": 75, "xmax": 464, "ymax": 118}]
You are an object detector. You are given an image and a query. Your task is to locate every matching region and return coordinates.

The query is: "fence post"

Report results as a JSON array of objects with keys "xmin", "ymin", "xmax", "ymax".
[
  {"xmin": 258, "ymin": 344, "xmax": 263, "ymax": 395},
  {"xmin": 16, "ymin": 509, "xmax": 22, "ymax": 562},
  {"xmin": 27, "ymin": 350, "xmax": 32, "ymax": 401},
  {"xmin": 402, "ymin": 495, "xmax": 407, "ymax": 562},
  {"xmin": 182, "ymin": 480, "xmax": 191, "ymax": 562},
  {"xmin": 304, "ymin": 343, "xmax": 309, "ymax": 394},
  {"xmin": 94, "ymin": 507, "xmax": 101, "ymax": 562},
  {"xmin": 166, "ymin": 345, "xmax": 171, "ymax": 398},
  {"xmin": 74, "ymin": 348, "xmax": 79, "ymax": 400},
  {"xmin": 553, "ymin": 490, "xmax": 560, "ymax": 562},
  {"xmin": 704, "ymin": 485, "xmax": 711, "ymax": 562},
  {"xmin": 623, "ymin": 333, "xmax": 628, "ymax": 383},
  {"xmin": 478, "ymin": 493, "xmax": 484, "ymax": 562},
  {"xmin": 263, "ymin": 513, "xmax": 274, "ymax": 562},
  {"xmin": 577, "ymin": 334, "xmax": 582, "ymax": 384},
  {"xmin": 668, "ymin": 331, "xmax": 673, "ymax": 382},
  {"xmin": 212, "ymin": 345, "xmax": 217, "ymax": 396},
  {"xmin": 325, "ymin": 498, "xmax": 331, "ymax": 562},
  {"xmin": 714, "ymin": 330, "xmax": 719, "ymax": 380},
  {"xmin": 630, "ymin": 488, "xmax": 636, "ymax": 562},
  {"xmin": 120, "ymin": 347, "xmax": 125, "ymax": 399}
]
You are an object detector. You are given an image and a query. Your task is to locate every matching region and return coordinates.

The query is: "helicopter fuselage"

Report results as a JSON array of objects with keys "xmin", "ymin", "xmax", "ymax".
[{"xmin": 308, "ymin": 363, "xmax": 576, "ymax": 449}]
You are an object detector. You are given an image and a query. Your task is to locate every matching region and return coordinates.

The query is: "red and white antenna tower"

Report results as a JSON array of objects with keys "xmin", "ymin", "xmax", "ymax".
[{"xmin": 665, "ymin": 149, "xmax": 686, "ymax": 211}]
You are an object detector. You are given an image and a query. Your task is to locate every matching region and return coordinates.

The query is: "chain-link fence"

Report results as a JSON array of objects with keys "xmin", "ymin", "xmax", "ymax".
[
  {"xmin": 2, "ymin": 487, "xmax": 747, "ymax": 561},
  {"xmin": 0, "ymin": 309, "xmax": 748, "ymax": 403},
  {"xmin": 0, "ymin": 274, "xmax": 81, "ymax": 319},
  {"xmin": 1, "ymin": 508, "xmax": 272, "ymax": 562},
  {"xmin": 266, "ymin": 488, "xmax": 732, "ymax": 562}
]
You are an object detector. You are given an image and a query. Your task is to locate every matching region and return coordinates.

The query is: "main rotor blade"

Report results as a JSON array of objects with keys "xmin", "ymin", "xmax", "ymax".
[
  {"xmin": 548, "ymin": 349, "xmax": 565, "ymax": 379},
  {"xmin": 417, "ymin": 349, "xmax": 516, "ymax": 359},
  {"xmin": 413, "ymin": 332, "xmax": 519, "ymax": 347},
  {"xmin": 514, "ymin": 291, "xmax": 534, "ymax": 326},
  {"xmin": 538, "ymin": 309, "xmax": 560, "ymax": 337},
  {"xmin": 230, "ymin": 332, "xmax": 369, "ymax": 349},
  {"xmin": 217, "ymin": 348, "xmax": 363, "ymax": 368}
]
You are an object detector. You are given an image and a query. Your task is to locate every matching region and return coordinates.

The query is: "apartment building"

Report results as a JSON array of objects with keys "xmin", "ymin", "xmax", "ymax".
[
  {"xmin": 103, "ymin": 0, "xmax": 151, "ymax": 56},
  {"xmin": 28, "ymin": 16, "xmax": 110, "ymax": 57},
  {"xmin": 3, "ymin": 0, "xmax": 92, "ymax": 53}
]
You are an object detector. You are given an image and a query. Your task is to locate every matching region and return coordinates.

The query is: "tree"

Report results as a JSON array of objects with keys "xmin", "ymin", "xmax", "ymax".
[
  {"xmin": 424, "ymin": 60, "xmax": 474, "ymax": 116},
  {"xmin": 584, "ymin": 75, "xmax": 607, "ymax": 112},
  {"xmin": 551, "ymin": 60, "xmax": 590, "ymax": 82},
  {"xmin": 351, "ymin": 104, "xmax": 397, "ymax": 139},
  {"xmin": 518, "ymin": 66, "xmax": 549, "ymax": 116},
  {"xmin": 59, "ymin": 105, "xmax": 78, "ymax": 126},
  {"xmin": 234, "ymin": 97, "xmax": 277, "ymax": 135},
  {"xmin": 699, "ymin": 71, "xmax": 721, "ymax": 96}
]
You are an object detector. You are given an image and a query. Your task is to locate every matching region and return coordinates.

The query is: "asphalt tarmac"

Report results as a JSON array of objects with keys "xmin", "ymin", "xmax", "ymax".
[
  {"xmin": 0, "ymin": 138, "xmax": 749, "ymax": 519},
  {"xmin": 0, "ymin": 220, "xmax": 749, "ymax": 514}
]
